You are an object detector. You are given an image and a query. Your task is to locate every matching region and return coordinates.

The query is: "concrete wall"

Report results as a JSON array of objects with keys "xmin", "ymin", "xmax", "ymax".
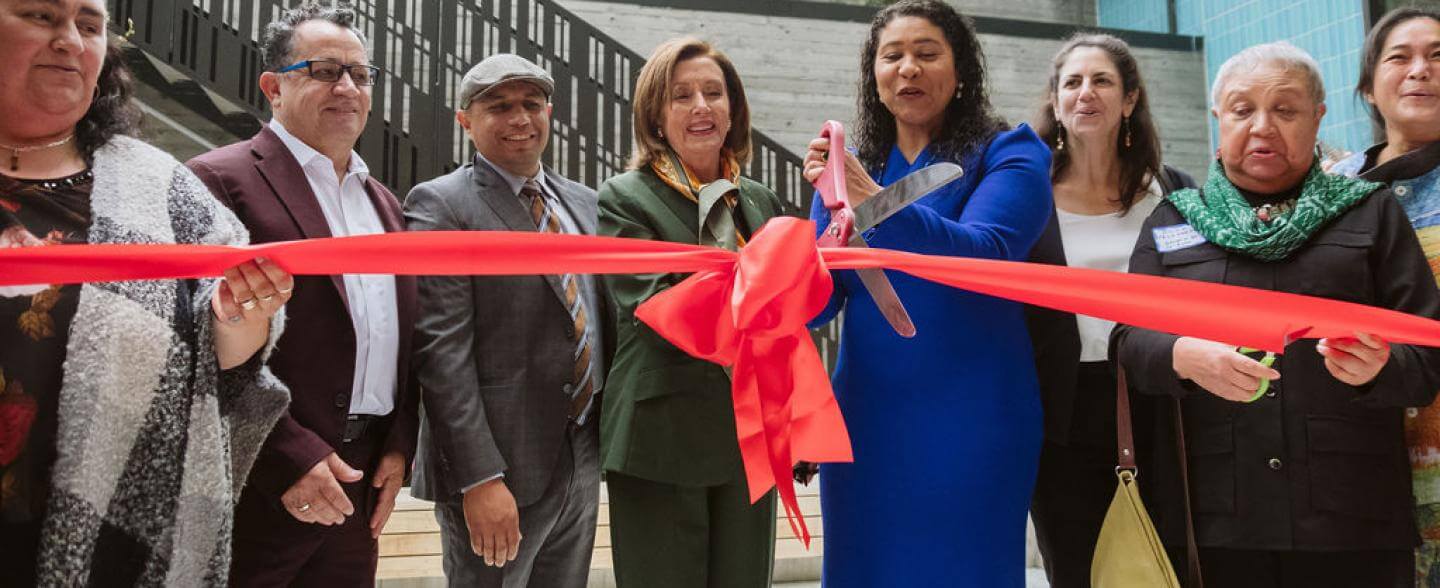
[
  {"xmin": 947, "ymin": 0, "xmax": 1095, "ymax": 26},
  {"xmin": 563, "ymin": 0, "xmax": 1210, "ymax": 177},
  {"xmin": 804, "ymin": 0, "xmax": 1096, "ymax": 26}
]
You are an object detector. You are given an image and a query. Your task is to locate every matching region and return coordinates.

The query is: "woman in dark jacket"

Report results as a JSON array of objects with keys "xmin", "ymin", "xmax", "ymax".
[
  {"xmin": 1113, "ymin": 41, "xmax": 1440, "ymax": 587},
  {"xmin": 597, "ymin": 37, "xmax": 785, "ymax": 588},
  {"xmin": 1024, "ymin": 33, "xmax": 1196, "ymax": 587}
]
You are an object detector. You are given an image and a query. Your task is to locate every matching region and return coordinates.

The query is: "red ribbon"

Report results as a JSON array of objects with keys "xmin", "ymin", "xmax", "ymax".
[
  {"xmin": 635, "ymin": 219, "xmax": 849, "ymax": 546},
  {"xmin": 6, "ymin": 221, "xmax": 1440, "ymax": 547}
]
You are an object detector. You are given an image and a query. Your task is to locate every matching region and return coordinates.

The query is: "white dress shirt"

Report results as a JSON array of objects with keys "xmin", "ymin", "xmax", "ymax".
[
  {"xmin": 271, "ymin": 119, "xmax": 399, "ymax": 416},
  {"xmin": 1057, "ymin": 181, "xmax": 1162, "ymax": 362}
]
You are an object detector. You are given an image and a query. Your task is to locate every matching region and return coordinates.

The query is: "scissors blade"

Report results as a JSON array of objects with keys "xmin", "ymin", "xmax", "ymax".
[
  {"xmin": 851, "ymin": 162, "xmax": 963, "ymax": 233},
  {"xmin": 848, "ymin": 239, "xmax": 917, "ymax": 338}
]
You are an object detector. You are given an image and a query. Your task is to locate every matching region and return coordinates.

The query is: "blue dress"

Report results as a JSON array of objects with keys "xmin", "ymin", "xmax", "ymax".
[{"xmin": 808, "ymin": 125, "xmax": 1052, "ymax": 587}]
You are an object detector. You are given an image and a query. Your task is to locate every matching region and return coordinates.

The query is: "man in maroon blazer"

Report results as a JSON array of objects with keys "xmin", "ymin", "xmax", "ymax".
[{"xmin": 186, "ymin": 5, "xmax": 418, "ymax": 585}]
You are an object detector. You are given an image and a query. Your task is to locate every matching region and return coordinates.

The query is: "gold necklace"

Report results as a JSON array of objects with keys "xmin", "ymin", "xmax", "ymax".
[{"xmin": 0, "ymin": 135, "xmax": 76, "ymax": 172}]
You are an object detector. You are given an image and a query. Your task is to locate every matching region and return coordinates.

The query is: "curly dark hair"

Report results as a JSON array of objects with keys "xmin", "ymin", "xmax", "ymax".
[
  {"xmin": 1357, "ymin": 6, "xmax": 1440, "ymax": 128},
  {"xmin": 261, "ymin": 2, "xmax": 367, "ymax": 73},
  {"xmin": 76, "ymin": 41, "xmax": 143, "ymax": 163},
  {"xmin": 1031, "ymin": 33, "xmax": 1161, "ymax": 214},
  {"xmin": 855, "ymin": 0, "xmax": 1007, "ymax": 173}
]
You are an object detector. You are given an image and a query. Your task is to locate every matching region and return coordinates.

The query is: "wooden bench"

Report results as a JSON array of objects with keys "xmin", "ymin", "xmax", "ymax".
[{"xmin": 377, "ymin": 481, "xmax": 825, "ymax": 587}]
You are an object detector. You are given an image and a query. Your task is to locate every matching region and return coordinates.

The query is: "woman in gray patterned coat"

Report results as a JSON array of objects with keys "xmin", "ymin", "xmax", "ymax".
[{"xmin": 0, "ymin": 0, "xmax": 293, "ymax": 584}]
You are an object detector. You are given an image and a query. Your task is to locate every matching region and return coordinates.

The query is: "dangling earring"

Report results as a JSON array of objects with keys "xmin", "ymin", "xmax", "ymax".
[
  {"xmin": 1055, "ymin": 123, "xmax": 1065, "ymax": 151},
  {"xmin": 657, "ymin": 128, "xmax": 664, "ymax": 139},
  {"xmin": 954, "ymin": 83, "xmax": 963, "ymax": 100},
  {"xmin": 1123, "ymin": 116, "xmax": 1132, "ymax": 148}
]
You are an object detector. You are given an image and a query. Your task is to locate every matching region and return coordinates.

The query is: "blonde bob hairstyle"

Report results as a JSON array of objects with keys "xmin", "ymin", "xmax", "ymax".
[{"xmin": 629, "ymin": 37, "xmax": 752, "ymax": 170}]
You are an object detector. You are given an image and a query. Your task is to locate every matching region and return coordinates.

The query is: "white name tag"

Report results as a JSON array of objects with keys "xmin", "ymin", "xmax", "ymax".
[{"xmin": 1152, "ymin": 224, "xmax": 1207, "ymax": 253}]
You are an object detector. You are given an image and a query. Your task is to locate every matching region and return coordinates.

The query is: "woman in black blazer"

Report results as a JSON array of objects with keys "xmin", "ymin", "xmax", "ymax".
[
  {"xmin": 1023, "ymin": 33, "xmax": 1196, "ymax": 587},
  {"xmin": 1113, "ymin": 41, "xmax": 1440, "ymax": 587}
]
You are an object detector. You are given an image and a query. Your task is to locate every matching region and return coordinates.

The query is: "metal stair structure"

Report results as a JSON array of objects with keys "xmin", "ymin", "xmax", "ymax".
[
  {"xmin": 107, "ymin": 0, "xmax": 813, "ymax": 208},
  {"xmin": 108, "ymin": 0, "xmax": 842, "ymax": 383}
]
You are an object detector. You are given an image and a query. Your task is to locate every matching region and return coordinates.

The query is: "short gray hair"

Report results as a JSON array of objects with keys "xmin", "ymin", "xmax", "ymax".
[
  {"xmin": 261, "ymin": 3, "xmax": 369, "ymax": 73},
  {"xmin": 1210, "ymin": 41, "xmax": 1325, "ymax": 107}
]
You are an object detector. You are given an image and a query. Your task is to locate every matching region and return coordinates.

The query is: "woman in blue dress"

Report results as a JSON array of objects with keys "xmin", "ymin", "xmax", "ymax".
[{"xmin": 801, "ymin": 1, "xmax": 1052, "ymax": 585}]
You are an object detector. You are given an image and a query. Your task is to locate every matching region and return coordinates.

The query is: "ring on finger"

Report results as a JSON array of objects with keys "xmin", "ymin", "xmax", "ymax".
[
  {"xmin": 239, "ymin": 298, "xmax": 258, "ymax": 311},
  {"xmin": 259, "ymin": 293, "xmax": 276, "ymax": 303},
  {"xmin": 278, "ymin": 286, "xmax": 294, "ymax": 295},
  {"xmin": 297, "ymin": 503, "xmax": 312, "ymax": 513}
]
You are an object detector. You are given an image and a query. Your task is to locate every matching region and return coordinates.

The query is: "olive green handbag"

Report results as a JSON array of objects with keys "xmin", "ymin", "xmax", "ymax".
[{"xmin": 1090, "ymin": 367, "xmax": 1201, "ymax": 588}]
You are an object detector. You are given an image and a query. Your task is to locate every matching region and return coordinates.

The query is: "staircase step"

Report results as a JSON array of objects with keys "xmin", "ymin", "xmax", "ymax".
[{"xmin": 378, "ymin": 481, "xmax": 824, "ymax": 585}]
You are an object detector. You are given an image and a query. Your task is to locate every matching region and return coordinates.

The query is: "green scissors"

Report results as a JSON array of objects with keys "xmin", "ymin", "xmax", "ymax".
[{"xmin": 1237, "ymin": 347, "xmax": 1277, "ymax": 402}]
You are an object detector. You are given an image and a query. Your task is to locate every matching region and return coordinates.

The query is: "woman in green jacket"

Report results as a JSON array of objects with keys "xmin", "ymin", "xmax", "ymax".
[{"xmin": 597, "ymin": 37, "xmax": 786, "ymax": 588}]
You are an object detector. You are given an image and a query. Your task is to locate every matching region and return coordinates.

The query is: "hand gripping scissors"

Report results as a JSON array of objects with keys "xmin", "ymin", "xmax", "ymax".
[{"xmin": 812, "ymin": 120, "xmax": 964, "ymax": 338}]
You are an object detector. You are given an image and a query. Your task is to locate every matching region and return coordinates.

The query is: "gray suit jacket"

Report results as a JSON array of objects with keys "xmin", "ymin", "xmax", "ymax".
[{"xmin": 404, "ymin": 158, "xmax": 606, "ymax": 507}]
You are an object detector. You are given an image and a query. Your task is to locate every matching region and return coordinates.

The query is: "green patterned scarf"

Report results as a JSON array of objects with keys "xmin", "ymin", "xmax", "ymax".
[{"xmin": 1167, "ymin": 159, "xmax": 1380, "ymax": 261}]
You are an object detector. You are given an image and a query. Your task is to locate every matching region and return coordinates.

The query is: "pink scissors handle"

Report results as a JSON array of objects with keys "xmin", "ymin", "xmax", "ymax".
[
  {"xmin": 808, "ymin": 120, "xmax": 917, "ymax": 338},
  {"xmin": 814, "ymin": 120, "xmax": 853, "ymax": 247}
]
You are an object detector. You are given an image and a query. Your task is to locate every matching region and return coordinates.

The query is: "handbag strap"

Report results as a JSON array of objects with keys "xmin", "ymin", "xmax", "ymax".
[
  {"xmin": 1114, "ymin": 366, "xmax": 1204, "ymax": 587},
  {"xmin": 1173, "ymin": 397, "xmax": 1204, "ymax": 588},
  {"xmin": 1115, "ymin": 366, "xmax": 1137, "ymax": 472}
]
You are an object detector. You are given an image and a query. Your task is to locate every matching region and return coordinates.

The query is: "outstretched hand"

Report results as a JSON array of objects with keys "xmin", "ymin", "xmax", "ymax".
[{"xmin": 282, "ymin": 452, "xmax": 363, "ymax": 525}]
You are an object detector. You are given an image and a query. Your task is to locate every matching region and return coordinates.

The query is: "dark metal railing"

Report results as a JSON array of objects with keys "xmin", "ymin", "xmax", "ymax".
[
  {"xmin": 110, "ymin": 0, "xmax": 836, "ymax": 363},
  {"xmin": 107, "ymin": 0, "xmax": 814, "ymax": 210}
]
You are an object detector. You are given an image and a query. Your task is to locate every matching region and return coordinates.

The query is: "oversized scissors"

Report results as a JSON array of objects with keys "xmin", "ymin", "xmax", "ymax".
[{"xmin": 812, "ymin": 120, "xmax": 963, "ymax": 338}]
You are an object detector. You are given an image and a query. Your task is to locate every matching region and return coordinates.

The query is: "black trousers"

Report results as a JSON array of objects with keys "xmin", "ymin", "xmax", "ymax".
[
  {"xmin": 1030, "ymin": 362, "xmax": 1119, "ymax": 588},
  {"xmin": 1199, "ymin": 547, "xmax": 1413, "ymax": 588}
]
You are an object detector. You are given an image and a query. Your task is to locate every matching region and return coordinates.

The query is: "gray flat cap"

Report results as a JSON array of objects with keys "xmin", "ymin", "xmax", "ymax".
[{"xmin": 458, "ymin": 54, "xmax": 555, "ymax": 108}]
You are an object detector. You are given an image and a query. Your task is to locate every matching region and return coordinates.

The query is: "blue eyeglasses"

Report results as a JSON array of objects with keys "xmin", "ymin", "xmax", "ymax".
[{"xmin": 276, "ymin": 59, "xmax": 381, "ymax": 86}]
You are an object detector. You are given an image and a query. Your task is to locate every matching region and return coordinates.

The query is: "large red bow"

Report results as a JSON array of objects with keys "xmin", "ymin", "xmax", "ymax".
[{"xmin": 635, "ymin": 218, "xmax": 850, "ymax": 546}]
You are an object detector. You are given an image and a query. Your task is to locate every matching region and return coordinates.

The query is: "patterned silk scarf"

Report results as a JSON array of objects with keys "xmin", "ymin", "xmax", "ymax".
[
  {"xmin": 1168, "ymin": 159, "xmax": 1380, "ymax": 261},
  {"xmin": 651, "ymin": 149, "xmax": 746, "ymax": 250}
]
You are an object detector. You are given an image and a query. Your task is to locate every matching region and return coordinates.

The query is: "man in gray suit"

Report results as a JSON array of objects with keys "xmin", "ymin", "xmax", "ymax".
[{"xmin": 404, "ymin": 54, "xmax": 606, "ymax": 587}]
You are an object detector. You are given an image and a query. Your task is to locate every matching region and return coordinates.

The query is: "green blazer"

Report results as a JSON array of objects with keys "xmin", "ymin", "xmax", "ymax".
[{"xmin": 597, "ymin": 167, "xmax": 789, "ymax": 486}]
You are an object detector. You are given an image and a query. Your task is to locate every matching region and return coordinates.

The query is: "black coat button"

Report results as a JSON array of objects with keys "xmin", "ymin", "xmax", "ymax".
[
  {"xmin": 334, "ymin": 393, "xmax": 347, "ymax": 408},
  {"xmin": 1268, "ymin": 458, "xmax": 1283, "ymax": 470}
]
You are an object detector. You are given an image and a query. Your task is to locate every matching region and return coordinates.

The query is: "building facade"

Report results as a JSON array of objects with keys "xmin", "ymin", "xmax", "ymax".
[{"xmin": 1100, "ymin": 0, "xmax": 1440, "ymax": 153}]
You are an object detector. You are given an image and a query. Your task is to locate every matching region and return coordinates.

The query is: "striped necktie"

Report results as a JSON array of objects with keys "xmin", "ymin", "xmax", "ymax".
[{"xmin": 522, "ymin": 179, "xmax": 594, "ymax": 422}]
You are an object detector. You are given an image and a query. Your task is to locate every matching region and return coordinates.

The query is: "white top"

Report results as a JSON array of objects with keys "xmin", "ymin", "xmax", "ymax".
[
  {"xmin": 270, "ymin": 119, "xmax": 399, "ymax": 416},
  {"xmin": 1056, "ymin": 181, "xmax": 1162, "ymax": 362}
]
